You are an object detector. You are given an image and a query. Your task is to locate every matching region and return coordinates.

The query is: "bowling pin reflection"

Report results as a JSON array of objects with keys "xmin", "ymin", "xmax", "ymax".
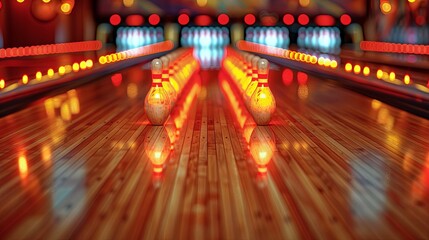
[
  {"xmin": 249, "ymin": 126, "xmax": 276, "ymax": 174},
  {"xmin": 143, "ymin": 126, "xmax": 172, "ymax": 187}
]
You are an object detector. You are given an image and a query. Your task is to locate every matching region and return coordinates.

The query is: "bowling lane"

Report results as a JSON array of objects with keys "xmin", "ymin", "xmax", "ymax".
[{"xmin": 1, "ymin": 58, "xmax": 429, "ymax": 239}]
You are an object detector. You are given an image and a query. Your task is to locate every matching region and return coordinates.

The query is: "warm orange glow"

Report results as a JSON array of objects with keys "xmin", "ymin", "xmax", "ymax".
[
  {"xmin": 377, "ymin": 69, "xmax": 383, "ymax": 79},
  {"xmin": 58, "ymin": 66, "xmax": 66, "ymax": 75},
  {"xmin": 22, "ymin": 74, "xmax": 28, "ymax": 84},
  {"xmin": 61, "ymin": 3, "xmax": 71, "ymax": 14},
  {"xmin": 363, "ymin": 66, "xmax": 370, "ymax": 76},
  {"xmin": 36, "ymin": 71, "xmax": 42, "ymax": 80},
  {"xmin": 80, "ymin": 61, "xmax": 87, "ymax": 70},
  {"xmin": 17, "ymin": 0, "xmax": 24, "ymax": 3},
  {"xmin": 381, "ymin": 2, "xmax": 392, "ymax": 14},
  {"xmin": 18, "ymin": 155, "xmax": 28, "ymax": 179},
  {"xmin": 404, "ymin": 74, "xmax": 411, "ymax": 84},
  {"xmin": 42, "ymin": 0, "xmax": 51, "ymax": 3},
  {"xmin": 330, "ymin": 60, "xmax": 338, "ymax": 68},
  {"xmin": 196, "ymin": 0, "xmax": 208, "ymax": 7},
  {"xmin": 72, "ymin": 63, "xmax": 79, "ymax": 72},
  {"xmin": 47, "ymin": 68, "xmax": 54, "ymax": 78},
  {"xmin": 389, "ymin": 72, "xmax": 396, "ymax": 81},
  {"xmin": 353, "ymin": 65, "xmax": 361, "ymax": 74},
  {"xmin": 86, "ymin": 59, "xmax": 93, "ymax": 68},
  {"xmin": 0, "ymin": 79, "xmax": 5, "ymax": 89},
  {"xmin": 408, "ymin": 0, "xmax": 416, "ymax": 2},
  {"xmin": 345, "ymin": 63, "xmax": 352, "ymax": 72},
  {"xmin": 123, "ymin": 0, "xmax": 134, "ymax": 7},
  {"xmin": 299, "ymin": 0, "xmax": 310, "ymax": 7}
]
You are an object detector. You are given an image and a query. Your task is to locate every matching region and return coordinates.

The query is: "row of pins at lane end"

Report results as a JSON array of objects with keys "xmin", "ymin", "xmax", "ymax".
[
  {"xmin": 222, "ymin": 49, "xmax": 276, "ymax": 125},
  {"xmin": 144, "ymin": 48, "xmax": 200, "ymax": 125}
]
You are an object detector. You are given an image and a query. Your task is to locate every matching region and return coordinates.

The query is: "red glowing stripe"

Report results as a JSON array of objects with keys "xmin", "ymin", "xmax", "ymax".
[
  {"xmin": 314, "ymin": 15, "xmax": 335, "ymax": 26},
  {"xmin": 195, "ymin": 15, "xmax": 212, "ymax": 26},
  {"xmin": 126, "ymin": 15, "xmax": 144, "ymax": 26},
  {"xmin": 0, "ymin": 41, "xmax": 103, "ymax": 59},
  {"xmin": 360, "ymin": 41, "xmax": 429, "ymax": 55}
]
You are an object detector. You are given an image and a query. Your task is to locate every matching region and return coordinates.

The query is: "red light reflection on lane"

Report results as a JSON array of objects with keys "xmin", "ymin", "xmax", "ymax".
[
  {"xmin": 282, "ymin": 68, "xmax": 293, "ymax": 85},
  {"xmin": 111, "ymin": 73, "xmax": 123, "ymax": 87}
]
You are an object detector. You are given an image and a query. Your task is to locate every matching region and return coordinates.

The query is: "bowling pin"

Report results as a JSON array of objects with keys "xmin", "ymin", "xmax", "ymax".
[
  {"xmin": 249, "ymin": 59, "xmax": 276, "ymax": 125},
  {"xmin": 243, "ymin": 56, "xmax": 260, "ymax": 107},
  {"xmin": 161, "ymin": 56, "xmax": 177, "ymax": 108},
  {"xmin": 144, "ymin": 59, "xmax": 171, "ymax": 125}
]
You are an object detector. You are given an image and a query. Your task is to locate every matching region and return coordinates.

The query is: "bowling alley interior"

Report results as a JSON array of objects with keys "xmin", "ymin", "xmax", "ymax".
[{"xmin": 1, "ymin": 0, "xmax": 429, "ymax": 239}]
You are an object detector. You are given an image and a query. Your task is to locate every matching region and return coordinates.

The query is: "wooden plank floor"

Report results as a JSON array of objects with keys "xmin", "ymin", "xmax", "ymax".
[{"xmin": 1, "ymin": 61, "xmax": 429, "ymax": 239}]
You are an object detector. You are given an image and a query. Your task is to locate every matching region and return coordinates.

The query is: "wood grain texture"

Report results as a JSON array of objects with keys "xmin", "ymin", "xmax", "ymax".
[{"xmin": 0, "ymin": 62, "xmax": 429, "ymax": 240}]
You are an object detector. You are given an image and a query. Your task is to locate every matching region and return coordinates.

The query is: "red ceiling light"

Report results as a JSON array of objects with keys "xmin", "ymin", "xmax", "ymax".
[
  {"xmin": 283, "ymin": 14, "xmax": 294, "ymax": 25},
  {"xmin": 195, "ymin": 15, "xmax": 212, "ymax": 26},
  {"xmin": 110, "ymin": 14, "xmax": 121, "ymax": 26},
  {"xmin": 340, "ymin": 14, "xmax": 351, "ymax": 25},
  {"xmin": 148, "ymin": 14, "xmax": 160, "ymax": 25},
  {"xmin": 0, "ymin": 1, "xmax": 3, "ymax": 9},
  {"xmin": 178, "ymin": 13, "xmax": 190, "ymax": 25},
  {"xmin": 314, "ymin": 15, "xmax": 334, "ymax": 26},
  {"xmin": 126, "ymin": 15, "xmax": 144, "ymax": 26},
  {"xmin": 298, "ymin": 14, "xmax": 309, "ymax": 25},
  {"xmin": 244, "ymin": 14, "xmax": 256, "ymax": 25},
  {"xmin": 218, "ymin": 13, "xmax": 229, "ymax": 25}
]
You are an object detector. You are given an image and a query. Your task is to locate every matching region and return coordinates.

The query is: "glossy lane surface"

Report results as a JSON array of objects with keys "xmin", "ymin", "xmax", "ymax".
[{"xmin": 0, "ymin": 61, "xmax": 428, "ymax": 239}]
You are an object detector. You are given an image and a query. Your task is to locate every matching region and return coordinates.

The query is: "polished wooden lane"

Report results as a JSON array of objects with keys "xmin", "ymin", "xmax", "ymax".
[{"xmin": 0, "ymin": 61, "xmax": 429, "ymax": 239}]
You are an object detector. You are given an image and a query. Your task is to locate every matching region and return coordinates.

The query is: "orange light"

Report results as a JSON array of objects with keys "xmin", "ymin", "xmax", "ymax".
[
  {"xmin": 389, "ymin": 72, "xmax": 396, "ymax": 81},
  {"xmin": 42, "ymin": 0, "xmax": 51, "ymax": 3},
  {"xmin": 17, "ymin": 0, "xmax": 24, "ymax": 3},
  {"xmin": 330, "ymin": 60, "xmax": 338, "ymax": 68},
  {"xmin": 72, "ymin": 63, "xmax": 79, "ymax": 72},
  {"xmin": 36, "ymin": 71, "xmax": 42, "ymax": 80},
  {"xmin": 404, "ymin": 74, "xmax": 411, "ymax": 84},
  {"xmin": 353, "ymin": 65, "xmax": 361, "ymax": 74},
  {"xmin": 363, "ymin": 66, "xmax": 370, "ymax": 76},
  {"xmin": 80, "ymin": 61, "xmax": 87, "ymax": 69},
  {"xmin": 61, "ymin": 3, "xmax": 72, "ymax": 14},
  {"xmin": 18, "ymin": 155, "xmax": 28, "ymax": 179},
  {"xmin": 377, "ymin": 69, "xmax": 383, "ymax": 79},
  {"xmin": 0, "ymin": 79, "xmax": 5, "ymax": 89},
  {"xmin": 86, "ymin": 59, "xmax": 93, "ymax": 68},
  {"xmin": 345, "ymin": 63, "xmax": 352, "ymax": 72},
  {"xmin": 22, "ymin": 74, "xmax": 28, "ymax": 84},
  {"xmin": 47, "ymin": 68, "xmax": 54, "ymax": 78},
  {"xmin": 58, "ymin": 66, "xmax": 66, "ymax": 75},
  {"xmin": 299, "ymin": 0, "xmax": 310, "ymax": 7},
  {"xmin": 381, "ymin": 2, "xmax": 392, "ymax": 14},
  {"xmin": 99, "ymin": 56, "xmax": 106, "ymax": 64}
]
